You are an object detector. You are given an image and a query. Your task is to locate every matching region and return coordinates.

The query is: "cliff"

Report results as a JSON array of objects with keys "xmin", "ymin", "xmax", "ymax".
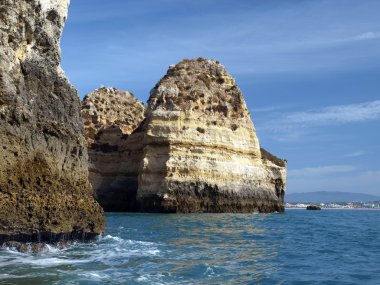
[
  {"xmin": 81, "ymin": 87, "xmax": 146, "ymax": 211},
  {"xmin": 137, "ymin": 58, "xmax": 286, "ymax": 212},
  {"xmin": 0, "ymin": 0, "xmax": 104, "ymax": 245}
]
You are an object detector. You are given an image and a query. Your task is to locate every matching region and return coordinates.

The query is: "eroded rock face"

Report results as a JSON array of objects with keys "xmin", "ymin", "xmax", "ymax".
[
  {"xmin": 81, "ymin": 87, "xmax": 146, "ymax": 211},
  {"xmin": 0, "ymin": 0, "xmax": 105, "ymax": 245},
  {"xmin": 137, "ymin": 58, "xmax": 286, "ymax": 212}
]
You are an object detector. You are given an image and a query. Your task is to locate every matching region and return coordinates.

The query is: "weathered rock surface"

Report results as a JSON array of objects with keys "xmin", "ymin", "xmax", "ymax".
[
  {"xmin": 137, "ymin": 58, "xmax": 286, "ymax": 212},
  {"xmin": 81, "ymin": 87, "xmax": 146, "ymax": 211},
  {"xmin": 0, "ymin": 0, "xmax": 105, "ymax": 245},
  {"xmin": 81, "ymin": 59, "xmax": 286, "ymax": 213}
]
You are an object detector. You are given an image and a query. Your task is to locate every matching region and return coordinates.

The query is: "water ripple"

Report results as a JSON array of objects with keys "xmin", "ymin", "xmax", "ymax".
[{"xmin": 0, "ymin": 210, "xmax": 379, "ymax": 284}]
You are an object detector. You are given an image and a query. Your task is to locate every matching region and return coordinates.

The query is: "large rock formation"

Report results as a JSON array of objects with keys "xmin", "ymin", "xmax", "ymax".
[
  {"xmin": 137, "ymin": 58, "xmax": 286, "ymax": 212},
  {"xmin": 0, "ymin": 0, "xmax": 104, "ymax": 245},
  {"xmin": 82, "ymin": 59, "xmax": 286, "ymax": 213},
  {"xmin": 82, "ymin": 87, "xmax": 146, "ymax": 211}
]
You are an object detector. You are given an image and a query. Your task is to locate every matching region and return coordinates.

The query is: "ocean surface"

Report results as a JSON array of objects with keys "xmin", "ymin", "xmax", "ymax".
[{"xmin": 0, "ymin": 210, "xmax": 379, "ymax": 284}]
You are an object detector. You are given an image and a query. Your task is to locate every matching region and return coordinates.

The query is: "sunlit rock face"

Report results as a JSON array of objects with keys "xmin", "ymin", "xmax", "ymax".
[
  {"xmin": 137, "ymin": 58, "xmax": 286, "ymax": 213},
  {"xmin": 81, "ymin": 87, "xmax": 146, "ymax": 211},
  {"xmin": 80, "ymin": 60, "xmax": 286, "ymax": 213},
  {"xmin": 0, "ymin": 0, "xmax": 105, "ymax": 246}
]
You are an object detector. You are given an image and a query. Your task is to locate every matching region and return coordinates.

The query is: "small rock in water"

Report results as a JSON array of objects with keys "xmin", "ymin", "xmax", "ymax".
[
  {"xmin": 3, "ymin": 240, "xmax": 72, "ymax": 253},
  {"xmin": 307, "ymin": 205, "xmax": 322, "ymax": 210},
  {"xmin": 3, "ymin": 241, "xmax": 47, "ymax": 253}
]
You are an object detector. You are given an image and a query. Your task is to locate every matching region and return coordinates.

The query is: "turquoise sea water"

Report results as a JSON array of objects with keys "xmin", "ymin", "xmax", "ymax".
[{"xmin": 0, "ymin": 210, "xmax": 379, "ymax": 284}]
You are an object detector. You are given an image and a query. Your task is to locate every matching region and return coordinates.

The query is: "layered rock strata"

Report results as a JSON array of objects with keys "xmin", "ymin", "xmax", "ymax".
[
  {"xmin": 81, "ymin": 87, "xmax": 146, "ymax": 211},
  {"xmin": 0, "ymin": 0, "xmax": 105, "ymax": 245},
  {"xmin": 137, "ymin": 58, "xmax": 286, "ymax": 212}
]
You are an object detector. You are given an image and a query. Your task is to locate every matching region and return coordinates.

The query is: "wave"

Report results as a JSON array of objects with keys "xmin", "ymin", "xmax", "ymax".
[
  {"xmin": 1, "ymin": 243, "xmax": 63, "ymax": 255},
  {"xmin": 0, "ymin": 233, "xmax": 162, "ymax": 270}
]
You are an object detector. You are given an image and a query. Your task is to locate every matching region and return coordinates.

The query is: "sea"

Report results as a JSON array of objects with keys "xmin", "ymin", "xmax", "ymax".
[{"xmin": 0, "ymin": 210, "xmax": 379, "ymax": 285}]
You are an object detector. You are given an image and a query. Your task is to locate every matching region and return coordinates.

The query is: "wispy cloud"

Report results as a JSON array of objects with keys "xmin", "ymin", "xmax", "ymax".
[
  {"xmin": 250, "ymin": 104, "xmax": 297, "ymax": 114},
  {"xmin": 62, "ymin": 0, "xmax": 380, "ymax": 98},
  {"xmin": 256, "ymin": 100, "xmax": 380, "ymax": 142},
  {"xmin": 259, "ymin": 100, "xmax": 380, "ymax": 140},
  {"xmin": 288, "ymin": 165, "xmax": 357, "ymax": 177},
  {"xmin": 345, "ymin": 31, "xmax": 380, "ymax": 41},
  {"xmin": 284, "ymin": 100, "xmax": 380, "ymax": 126},
  {"xmin": 345, "ymin": 151, "xmax": 366, "ymax": 157}
]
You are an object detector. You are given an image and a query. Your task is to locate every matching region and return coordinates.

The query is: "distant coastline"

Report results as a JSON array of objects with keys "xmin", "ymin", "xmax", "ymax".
[{"xmin": 286, "ymin": 207, "xmax": 380, "ymax": 211}]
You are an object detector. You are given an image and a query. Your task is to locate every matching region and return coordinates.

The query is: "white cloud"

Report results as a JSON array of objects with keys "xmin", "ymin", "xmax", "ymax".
[
  {"xmin": 288, "ymin": 165, "xmax": 356, "ymax": 177},
  {"xmin": 347, "ymin": 32, "xmax": 380, "ymax": 41},
  {"xmin": 345, "ymin": 151, "xmax": 366, "ymax": 157},
  {"xmin": 250, "ymin": 104, "xmax": 297, "ymax": 114},
  {"xmin": 63, "ymin": 0, "xmax": 380, "ymax": 84},
  {"xmin": 285, "ymin": 100, "xmax": 380, "ymax": 125},
  {"xmin": 259, "ymin": 100, "xmax": 380, "ymax": 139}
]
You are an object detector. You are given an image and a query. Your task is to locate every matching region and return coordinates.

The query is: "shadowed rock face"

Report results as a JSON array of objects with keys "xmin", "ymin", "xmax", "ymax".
[
  {"xmin": 137, "ymin": 58, "xmax": 286, "ymax": 213},
  {"xmin": 0, "ymin": 0, "xmax": 105, "ymax": 245},
  {"xmin": 81, "ymin": 87, "xmax": 146, "ymax": 211}
]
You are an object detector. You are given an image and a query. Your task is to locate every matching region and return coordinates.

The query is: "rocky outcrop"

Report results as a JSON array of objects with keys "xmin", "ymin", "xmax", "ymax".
[
  {"xmin": 306, "ymin": 205, "xmax": 321, "ymax": 210},
  {"xmin": 82, "ymin": 87, "xmax": 146, "ymax": 211},
  {"xmin": 137, "ymin": 58, "xmax": 286, "ymax": 212},
  {"xmin": 0, "ymin": 0, "xmax": 105, "ymax": 245},
  {"xmin": 81, "ymin": 59, "xmax": 286, "ymax": 213}
]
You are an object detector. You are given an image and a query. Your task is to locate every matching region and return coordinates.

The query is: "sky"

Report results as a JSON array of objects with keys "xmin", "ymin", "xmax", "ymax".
[{"xmin": 61, "ymin": 0, "xmax": 380, "ymax": 196}]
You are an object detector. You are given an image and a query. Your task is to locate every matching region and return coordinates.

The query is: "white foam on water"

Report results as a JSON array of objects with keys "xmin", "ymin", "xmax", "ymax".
[
  {"xmin": 19, "ymin": 257, "xmax": 88, "ymax": 267},
  {"xmin": 205, "ymin": 266, "xmax": 215, "ymax": 276},
  {"xmin": 135, "ymin": 273, "xmax": 166, "ymax": 285},
  {"xmin": 146, "ymin": 249, "xmax": 160, "ymax": 255},
  {"xmin": 78, "ymin": 271, "xmax": 110, "ymax": 280},
  {"xmin": 99, "ymin": 234, "xmax": 124, "ymax": 242},
  {"xmin": 137, "ymin": 275, "xmax": 148, "ymax": 281},
  {"xmin": 2, "ymin": 246, "xmax": 26, "ymax": 255},
  {"xmin": 0, "ymin": 274, "xmax": 11, "ymax": 279},
  {"xmin": 45, "ymin": 244, "xmax": 61, "ymax": 253},
  {"xmin": 0, "ymin": 248, "xmax": 88, "ymax": 267},
  {"xmin": 204, "ymin": 263, "xmax": 221, "ymax": 278},
  {"xmin": 2, "ymin": 243, "xmax": 64, "ymax": 255},
  {"xmin": 125, "ymin": 239, "xmax": 158, "ymax": 247},
  {"xmin": 0, "ymin": 274, "xmax": 35, "ymax": 280},
  {"xmin": 1, "ymin": 234, "xmax": 163, "ymax": 271}
]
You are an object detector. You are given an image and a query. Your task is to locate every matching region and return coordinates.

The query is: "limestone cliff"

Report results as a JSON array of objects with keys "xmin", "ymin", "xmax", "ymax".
[
  {"xmin": 0, "ymin": 0, "xmax": 105, "ymax": 244},
  {"xmin": 137, "ymin": 58, "xmax": 286, "ymax": 212},
  {"xmin": 81, "ymin": 87, "xmax": 146, "ymax": 211}
]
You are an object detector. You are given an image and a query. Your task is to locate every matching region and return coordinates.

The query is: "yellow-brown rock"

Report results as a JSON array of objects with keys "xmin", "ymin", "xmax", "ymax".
[
  {"xmin": 81, "ymin": 87, "xmax": 146, "ymax": 211},
  {"xmin": 0, "ymin": 0, "xmax": 105, "ymax": 245},
  {"xmin": 137, "ymin": 58, "xmax": 286, "ymax": 212}
]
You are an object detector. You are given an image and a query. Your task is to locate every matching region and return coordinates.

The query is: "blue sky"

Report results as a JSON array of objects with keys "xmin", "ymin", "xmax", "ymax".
[{"xmin": 61, "ymin": 0, "xmax": 380, "ymax": 195}]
